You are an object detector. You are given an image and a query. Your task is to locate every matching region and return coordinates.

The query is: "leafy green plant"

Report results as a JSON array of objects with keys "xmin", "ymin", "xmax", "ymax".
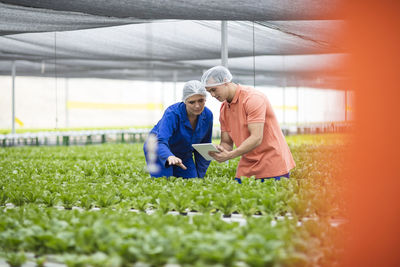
[
  {"xmin": 214, "ymin": 194, "xmax": 236, "ymax": 217},
  {"xmin": 8, "ymin": 191, "xmax": 25, "ymax": 206},
  {"xmin": 23, "ymin": 190, "xmax": 41, "ymax": 204},
  {"xmin": 87, "ymin": 252, "xmax": 122, "ymax": 267},
  {"xmin": 170, "ymin": 193, "xmax": 190, "ymax": 215},
  {"xmin": 35, "ymin": 256, "xmax": 46, "ymax": 267},
  {"xmin": 60, "ymin": 193, "xmax": 76, "ymax": 209},
  {"xmin": 0, "ymin": 190, "xmax": 7, "ymax": 206},
  {"xmin": 62, "ymin": 254, "xmax": 88, "ymax": 267},
  {"xmin": 154, "ymin": 194, "xmax": 171, "ymax": 214},
  {"xmin": 79, "ymin": 195, "xmax": 93, "ymax": 210},
  {"xmin": 194, "ymin": 195, "xmax": 213, "ymax": 214},
  {"xmin": 41, "ymin": 192, "xmax": 58, "ymax": 207},
  {"xmin": 258, "ymin": 194, "xmax": 284, "ymax": 216},
  {"xmin": 93, "ymin": 194, "xmax": 120, "ymax": 208},
  {"xmin": 117, "ymin": 241, "xmax": 140, "ymax": 264},
  {"xmin": 287, "ymin": 196, "xmax": 310, "ymax": 218},
  {"xmin": 238, "ymin": 198, "xmax": 258, "ymax": 218},
  {"xmin": 5, "ymin": 251, "xmax": 27, "ymax": 267},
  {"xmin": 133, "ymin": 196, "xmax": 152, "ymax": 212}
]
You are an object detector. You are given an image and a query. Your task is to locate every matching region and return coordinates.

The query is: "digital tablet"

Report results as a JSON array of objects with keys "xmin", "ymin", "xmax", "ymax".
[{"xmin": 192, "ymin": 143, "xmax": 219, "ymax": 161}]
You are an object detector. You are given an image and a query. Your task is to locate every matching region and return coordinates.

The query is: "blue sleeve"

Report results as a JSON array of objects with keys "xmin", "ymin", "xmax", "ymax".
[
  {"xmin": 194, "ymin": 112, "xmax": 213, "ymax": 178},
  {"xmin": 157, "ymin": 110, "xmax": 178, "ymax": 166}
]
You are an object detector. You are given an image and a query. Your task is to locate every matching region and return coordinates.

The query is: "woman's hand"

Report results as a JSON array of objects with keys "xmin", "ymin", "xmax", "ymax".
[{"xmin": 167, "ymin": 155, "xmax": 187, "ymax": 170}]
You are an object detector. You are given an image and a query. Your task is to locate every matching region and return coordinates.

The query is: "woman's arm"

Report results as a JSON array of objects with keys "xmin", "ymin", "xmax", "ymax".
[
  {"xmin": 194, "ymin": 116, "xmax": 213, "ymax": 177},
  {"xmin": 156, "ymin": 111, "xmax": 182, "ymax": 167}
]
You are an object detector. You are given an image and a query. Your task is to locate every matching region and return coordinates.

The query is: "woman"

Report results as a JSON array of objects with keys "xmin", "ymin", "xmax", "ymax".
[{"xmin": 143, "ymin": 80, "xmax": 213, "ymax": 178}]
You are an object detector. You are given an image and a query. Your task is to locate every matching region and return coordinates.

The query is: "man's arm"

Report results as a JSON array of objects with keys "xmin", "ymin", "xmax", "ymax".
[
  {"xmin": 220, "ymin": 131, "xmax": 234, "ymax": 151},
  {"xmin": 210, "ymin": 122, "xmax": 264, "ymax": 163}
]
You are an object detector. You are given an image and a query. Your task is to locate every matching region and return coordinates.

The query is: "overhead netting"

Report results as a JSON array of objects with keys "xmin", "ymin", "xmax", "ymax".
[{"xmin": 0, "ymin": 1, "xmax": 348, "ymax": 89}]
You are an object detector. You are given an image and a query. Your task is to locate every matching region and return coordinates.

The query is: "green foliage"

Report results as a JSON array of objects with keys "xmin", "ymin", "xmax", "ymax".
[
  {"xmin": 41, "ymin": 191, "xmax": 58, "ymax": 207},
  {"xmin": 60, "ymin": 193, "xmax": 76, "ymax": 210},
  {"xmin": 4, "ymin": 251, "xmax": 27, "ymax": 267},
  {"xmin": 0, "ymin": 190, "xmax": 7, "ymax": 206},
  {"xmin": 238, "ymin": 198, "xmax": 258, "ymax": 218},
  {"xmin": 194, "ymin": 194, "xmax": 213, "ymax": 214},
  {"xmin": 0, "ymin": 134, "xmax": 349, "ymax": 266},
  {"xmin": 214, "ymin": 193, "xmax": 237, "ymax": 217},
  {"xmin": 35, "ymin": 256, "xmax": 47, "ymax": 267},
  {"xmin": 154, "ymin": 193, "xmax": 171, "ymax": 214}
]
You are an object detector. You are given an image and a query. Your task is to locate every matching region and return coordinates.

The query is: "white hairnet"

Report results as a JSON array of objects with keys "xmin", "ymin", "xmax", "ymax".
[
  {"xmin": 182, "ymin": 80, "xmax": 207, "ymax": 102},
  {"xmin": 201, "ymin": 65, "xmax": 233, "ymax": 87}
]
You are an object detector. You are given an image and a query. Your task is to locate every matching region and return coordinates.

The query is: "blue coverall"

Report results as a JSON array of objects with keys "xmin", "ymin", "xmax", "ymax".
[{"xmin": 143, "ymin": 102, "xmax": 213, "ymax": 178}]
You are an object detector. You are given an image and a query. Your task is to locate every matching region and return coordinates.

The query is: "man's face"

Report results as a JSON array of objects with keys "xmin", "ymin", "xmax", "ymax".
[{"xmin": 205, "ymin": 84, "xmax": 228, "ymax": 102}]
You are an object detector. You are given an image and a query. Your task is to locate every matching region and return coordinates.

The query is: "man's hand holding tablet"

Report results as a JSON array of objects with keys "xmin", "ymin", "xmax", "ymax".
[
  {"xmin": 208, "ymin": 145, "xmax": 232, "ymax": 163},
  {"xmin": 192, "ymin": 143, "xmax": 220, "ymax": 161}
]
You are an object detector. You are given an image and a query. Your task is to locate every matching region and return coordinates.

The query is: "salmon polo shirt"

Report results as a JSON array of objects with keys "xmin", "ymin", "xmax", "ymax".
[{"xmin": 220, "ymin": 85, "xmax": 296, "ymax": 179}]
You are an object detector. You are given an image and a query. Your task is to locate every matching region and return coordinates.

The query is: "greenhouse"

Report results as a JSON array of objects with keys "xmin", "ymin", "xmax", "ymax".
[{"xmin": 1, "ymin": 1, "xmax": 399, "ymax": 267}]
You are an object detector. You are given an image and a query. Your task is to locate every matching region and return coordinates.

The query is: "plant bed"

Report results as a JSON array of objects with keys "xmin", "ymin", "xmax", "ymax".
[{"xmin": 0, "ymin": 134, "xmax": 349, "ymax": 266}]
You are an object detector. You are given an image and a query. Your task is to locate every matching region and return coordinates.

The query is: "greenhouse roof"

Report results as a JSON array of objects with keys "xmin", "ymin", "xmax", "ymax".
[{"xmin": 0, "ymin": 0, "xmax": 348, "ymax": 89}]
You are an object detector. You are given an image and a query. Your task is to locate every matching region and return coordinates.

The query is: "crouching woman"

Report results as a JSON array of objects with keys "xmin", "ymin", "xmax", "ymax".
[{"xmin": 143, "ymin": 80, "xmax": 213, "ymax": 178}]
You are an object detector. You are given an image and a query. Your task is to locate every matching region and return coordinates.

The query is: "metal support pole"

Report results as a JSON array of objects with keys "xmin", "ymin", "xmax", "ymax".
[
  {"xmin": 173, "ymin": 70, "xmax": 178, "ymax": 103},
  {"xmin": 221, "ymin": 21, "xmax": 228, "ymax": 67},
  {"xmin": 282, "ymin": 86, "xmax": 286, "ymax": 126},
  {"xmin": 11, "ymin": 61, "xmax": 16, "ymax": 135},
  {"xmin": 65, "ymin": 78, "xmax": 69, "ymax": 128},
  {"xmin": 161, "ymin": 82, "xmax": 165, "ymax": 111}
]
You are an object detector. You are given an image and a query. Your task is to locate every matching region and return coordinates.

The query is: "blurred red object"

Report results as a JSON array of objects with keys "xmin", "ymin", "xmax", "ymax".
[{"xmin": 345, "ymin": 1, "xmax": 400, "ymax": 266}]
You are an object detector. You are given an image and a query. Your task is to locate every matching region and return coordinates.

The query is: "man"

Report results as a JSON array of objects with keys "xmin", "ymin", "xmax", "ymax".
[{"xmin": 201, "ymin": 66, "xmax": 295, "ymax": 182}]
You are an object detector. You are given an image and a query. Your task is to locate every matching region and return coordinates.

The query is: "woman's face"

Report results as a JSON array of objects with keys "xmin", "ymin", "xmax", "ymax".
[{"xmin": 185, "ymin": 94, "xmax": 206, "ymax": 117}]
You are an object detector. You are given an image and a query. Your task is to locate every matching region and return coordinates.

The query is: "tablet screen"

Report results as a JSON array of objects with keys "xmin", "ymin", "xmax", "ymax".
[{"xmin": 192, "ymin": 143, "xmax": 219, "ymax": 161}]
